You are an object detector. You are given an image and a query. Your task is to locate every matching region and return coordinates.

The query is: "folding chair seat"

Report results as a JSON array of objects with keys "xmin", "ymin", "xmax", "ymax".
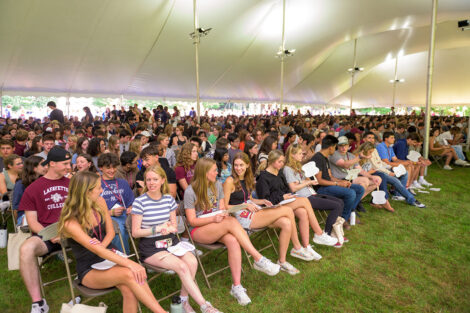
[
  {"xmin": 125, "ymin": 216, "xmax": 182, "ymax": 302},
  {"xmin": 429, "ymin": 154, "xmax": 444, "ymax": 168},
  {"xmin": 178, "ymin": 203, "xmax": 230, "ymax": 289}
]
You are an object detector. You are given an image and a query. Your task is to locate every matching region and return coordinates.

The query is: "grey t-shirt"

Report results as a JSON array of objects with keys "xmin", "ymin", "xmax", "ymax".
[
  {"xmin": 283, "ymin": 166, "xmax": 315, "ymax": 197},
  {"xmin": 184, "ymin": 181, "xmax": 224, "ymax": 216},
  {"xmin": 329, "ymin": 150, "xmax": 358, "ymax": 180}
]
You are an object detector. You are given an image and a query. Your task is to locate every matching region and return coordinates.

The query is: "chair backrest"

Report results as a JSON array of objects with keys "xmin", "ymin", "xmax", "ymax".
[
  {"xmin": 111, "ymin": 219, "xmax": 126, "ymax": 255},
  {"xmin": 125, "ymin": 215, "xmax": 142, "ymax": 263}
]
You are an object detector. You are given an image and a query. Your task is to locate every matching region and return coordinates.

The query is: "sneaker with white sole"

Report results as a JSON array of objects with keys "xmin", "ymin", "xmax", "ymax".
[
  {"xmin": 253, "ymin": 256, "xmax": 280, "ymax": 276},
  {"xmin": 290, "ymin": 247, "xmax": 314, "ymax": 261},
  {"xmin": 31, "ymin": 299, "xmax": 49, "ymax": 313},
  {"xmin": 443, "ymin": 165, "xmax": 453, "ymax": 170},
  {"xmin": 277, "ymin": 261, "xmax": 300, "ymax": 275},
  {"xmin": 408, "ymin": 188, "xmax": 417, "ymax": 195},
  {"xmin": 313, "ymin": 232, "xmax": 338, "ymax": 246},
  {"xmin": 411, "ymin": 200, "xmax": 426, "ymax": 208},
  {"xmin": 200, "ymin": 301, "xmax": 223, "ymax": 313},
  {"xmin": 306, "ymin": 245, "xmax": 322, "ymax": 260},
  {"xmin": 412, "ymin": 181, "xmax": 425, "ymax": 189},
  {"xmin": 418, "ymin": 178, "xmax": 433, "ymax": 186},
  {"xmin": 230, "ymin": 284, "xmax": 251, "ymax": 306},
  {"xmin": 455, "ymin": 159, "xmax": 467, "ymax": 166},
  {"xmin": 392, "ymin": 195, "xmax": 406, "ymax": 201},
  {"xmin": 183, "ymin": 300, "xmax": 196, "ymax": 313}
]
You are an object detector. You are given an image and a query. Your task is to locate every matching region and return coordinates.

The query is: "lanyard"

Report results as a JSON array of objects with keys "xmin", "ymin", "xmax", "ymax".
[
  {"xmin": 240, "ymin": 181, "xmax": 247, "ymax": 203},
  {"xmin": 102, "ymin": 179, "xmax": 125, "ymax": 207},
  {"xmin": 92, "ymin": 211, "xmax": 102, "ymax": 241}
]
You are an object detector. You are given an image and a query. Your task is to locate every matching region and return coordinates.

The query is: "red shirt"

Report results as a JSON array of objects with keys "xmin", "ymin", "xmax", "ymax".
[
  {"xmin": 14, "ymin": 141, "xmax": 27, "ymax": 157},
  {"xmin": 19, "ymin": 176, "xmax": 70, "ymax": 229}
]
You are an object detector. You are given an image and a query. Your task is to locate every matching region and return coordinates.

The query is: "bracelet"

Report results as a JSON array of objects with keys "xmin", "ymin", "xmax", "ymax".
[
  {"xmin": 151, "ymin": 226, "xmax": 156, "ymax": 236},
  {"xmin": 111, "ymin": 208, "xmax": 114, "ymax": 216}
]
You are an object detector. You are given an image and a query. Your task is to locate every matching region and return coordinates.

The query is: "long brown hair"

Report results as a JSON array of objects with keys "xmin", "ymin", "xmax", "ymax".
[
  {"xmin": 191, "ymin": 158, "xmax": 217, "ymax": 212},
  {"xmin": 232, "ymin": 152, "xmax": 255, "ymax": 193},
  {"xmin": 58, "ymin": 171, "xmax": 105, "ymax": 237},
  {"xmin": 355, "ymin": 142, "xmax": 376, "ymax": 166},
  {"xmin": 176, "ymin": 142, "xmax": 196, "ymax": 171}
]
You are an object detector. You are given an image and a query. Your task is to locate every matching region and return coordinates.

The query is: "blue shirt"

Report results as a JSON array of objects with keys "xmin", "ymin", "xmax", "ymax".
[
  {"xmin": 100, "ymin": 178, "xmax": 135, "ymax": 222},
  {"xmin": 393, "ymin": 139, "xmax": 408, "ymax": 160},
  {"xmin": 376, "ymin": 142, "xmax": 395, "ymax": 161}
]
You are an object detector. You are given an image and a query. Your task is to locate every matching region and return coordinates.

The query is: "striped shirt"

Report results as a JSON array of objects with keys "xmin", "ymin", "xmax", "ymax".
[{"xmin": 131, "ymin": 193, "xmax": 177, "ymax": 238}]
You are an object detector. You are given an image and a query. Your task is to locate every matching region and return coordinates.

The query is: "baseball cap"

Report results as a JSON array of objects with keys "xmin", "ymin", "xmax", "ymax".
[
  {"xmin": 41, "ymin": 146, "xmax": 72, "ymax": 166},
  {"xmin": 337, "ymin": 136, "xmax": 349, "ymax": 146}
]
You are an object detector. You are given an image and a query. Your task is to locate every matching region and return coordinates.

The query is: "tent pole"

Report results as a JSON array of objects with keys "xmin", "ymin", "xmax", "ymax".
[
  {"xmin": 467, "ymin": 114, "xmax": 470, "ymax": 151},
  {"xmin": 423, "ymin": 0, "xmax": 438, "ymax": 168},
  {"xmin": 66, "ymin": 96, "xmax": 70, "ymax": 118},
  {"xmin": 0, "ymin": 89, "xmax": 2, "ymax": 118},
  {"xmin": 279, "ymin": 0, "xmax": 286, "ymax": 114},
  {"xmin": 392, "ymin": 57, "xmax": 398, "ymax": 107},
  {"xmin": 193, "ymin": 0, "xmax": 201, "ymax": 123},
  {"xmin": 349, "ymin": 38, "xmax": 358, "ymax": 113}
]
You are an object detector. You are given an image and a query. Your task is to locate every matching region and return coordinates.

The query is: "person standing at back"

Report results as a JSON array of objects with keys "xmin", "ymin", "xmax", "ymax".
[{"xmin": 47, "ymin": 101, "xmax": 64, "ymax": 124}]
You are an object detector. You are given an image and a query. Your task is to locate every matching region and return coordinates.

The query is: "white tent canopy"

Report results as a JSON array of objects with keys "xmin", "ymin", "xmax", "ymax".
[{"xmin": 1, "ymin": 0, "xmax": 469, "ymax": 108}]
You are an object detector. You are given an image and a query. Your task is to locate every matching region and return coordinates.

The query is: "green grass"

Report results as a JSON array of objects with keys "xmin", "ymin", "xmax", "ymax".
[{"xmin": 1, "ymin": 165, "xmax": 469, "ymax": 313}]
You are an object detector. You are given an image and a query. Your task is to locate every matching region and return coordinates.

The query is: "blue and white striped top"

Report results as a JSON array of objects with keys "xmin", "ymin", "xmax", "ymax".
[{"xmin": 131, "ymin": 193, "xmax": 177, "ymax": 238}]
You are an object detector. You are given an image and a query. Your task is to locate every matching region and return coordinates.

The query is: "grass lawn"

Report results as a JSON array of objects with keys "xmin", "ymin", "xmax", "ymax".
[{"xmin": 1, "ymin": 165, "xmax": 469, "ymax": 313}]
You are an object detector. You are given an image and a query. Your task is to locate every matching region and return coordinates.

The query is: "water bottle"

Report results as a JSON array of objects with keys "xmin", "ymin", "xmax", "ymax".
[
  {"xmin": 0, "ymin": 222, "xmax": 7, "ymax": 249},
  {"xmin": 170, "ymin": 295, "xmax": 183, "ymax": 313},
  {"xmin": 350, "ymin": 212, "xmax": 356, "ymax": 226}
]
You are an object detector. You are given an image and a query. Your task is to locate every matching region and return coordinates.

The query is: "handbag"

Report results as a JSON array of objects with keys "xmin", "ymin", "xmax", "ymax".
[
  {"xmin": 60, "ymin": 302, "xmax": 107, "ymax": 313},
  {"xmin": 7, "ymin": 227, "xmax": 31, "ymax": 270}
]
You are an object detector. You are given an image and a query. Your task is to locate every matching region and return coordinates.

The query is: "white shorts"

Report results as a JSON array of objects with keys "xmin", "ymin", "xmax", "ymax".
[{"xmin": 234, "ymin": 209, "xmax": 254, "ymax": 229}]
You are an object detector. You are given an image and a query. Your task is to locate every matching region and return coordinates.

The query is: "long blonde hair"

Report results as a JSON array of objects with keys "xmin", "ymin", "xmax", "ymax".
[
  {"xmin": 129, "ymin": 138, "xmax": 142, "ymax": 155},
  {"xmin": 355, "ymin": 142, "xmax": 376, "ymax": 166},
  {"xmin": 143, "ymin": 165, "xmax": 170, "ymax": 195},
  {"xmin": 58, "ymin": 171, "xmax": 104, "ymax": 238},
  {"xmin": 285, "ymin": 144, "xmax": 303, "ymax": 174},
  {"xmin": 191, "ymin": 158, "xmax": 217, "ymax": 212},
  {"xmin": 258, "ymin": 149, "xmax": 284, "ymax": 172}
]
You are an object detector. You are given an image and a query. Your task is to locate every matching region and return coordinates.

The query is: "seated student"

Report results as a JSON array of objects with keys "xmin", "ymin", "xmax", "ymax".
[
  {"xmin": 329, "ymin": 136, "xmax": 382, "ymax": 204},
  {"xmin": 156, "ymin": 133, "xmax": 176, "ymax": 168},
  {"xmin": 243, "ymin": 140, "xmax": 259, "ymax": 172},
  {"xmin": 98, "ymin": 153, "xmax": 134, "ymax": 254},
  {"xmin": 224, "ymin": 152, "xmax": 318, "ymax": 275},
  {"xmin": 0, "ymin": 153, "xmax": 23, "ymax": 196},
  {"xmin": 256, "ymin": 136, "xmax": 278, "ymax": 173},
  {"xmin": 58, "ymin": 171, "xmax": 167, "ymax": 313},
  {"xmin": 437, "ymin": 126, "xmax": 469, "ymax": 164},
  {"xmin": 115, "ymin": 151, "xmax": 139, "ymax": 195},
  {"xmin": 19, "ymin": 147, "xmax": 71, "ymax": 313},
  {"xmin": 256, "ymin": 150, "xmax": 338, "ymax": 247},
  {"xmin": 74, "ymin": 153, "xmax": 98, "ymax": 173},
  {"xmin": 214, "ymin": 147, "xmax": 232, "ymax": 184},
  {"xmin": 227, "ymin": 133, "xmax": 242, "ymax": 165},
  {"xmin": 429, "ymin": 127, "xmax": 464, "ymax": 170},
  {"xmin": 175, "ymin": 143, "xmax": 198, "ymax": 199},
  {"xmin": 354, "ymin": 143, "xmax": 395, "ymax": 212},
  {"xmin": 310, "ymin": 136, "xmax": 365, "ymax": 228},
  {"xmin": 131, "ymin": 165, "xmax": 222, "ymax": 313},
  {"xmin": 376, "ymin": 131, "xmax": 415, "ymax": 187},
  {"xmin": 392, "ymin": 132, "xmax": 432, "ymax": 189},
  {"xmin": 136, "ymin": 145, "xmax": 177, "ymax": 198},
  {"xmin": 284, "ymin": 145, "xmax": 345, "ymax": 245},
  {"xmin": 12, "ymin": 156, "xmax": 48, "ymax": 226},
  {"xmin": 184, "ymin": 157, "xmax": 280, "ymax": 306},
  {"xmin": 362, "ymin": 132, "xmax": 425, "ymax": 208}
]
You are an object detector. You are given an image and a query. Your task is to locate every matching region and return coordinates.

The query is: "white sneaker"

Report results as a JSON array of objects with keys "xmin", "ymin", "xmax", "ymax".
[
  {"xmin": 306, "ymin": 245, "xmax": 322, "ymax": 261},
  {"xmin": 392, "ymin": 195, "xmax": 406, "ymax": 201},
  {"xmin": 313, "ymin": 232, "xmax": 338, "ymax": 246},
  {"xmin": 230, "ymin": 284, "xmax": 251, "ymax": 306},
  {"xmin": 253, "ymin": 256, "xmax": 280, "ymax": 276},
  {"xmin": 408, "ymin": 188, "xmax": 417, "ymax": 195},
  {"xmin": 31, "ymin": 299, "xmax": 49, "ymax": 313},
  {"xmin": 418, "ymin": 178, "xmax": 433, "ymax": 186},
  {"xmin": 200, "ymin": 301, "xmax": 223, "ymax": 313},
  {"xmin": 277, "ymin": 261, "xmax": 300, "ymax": 275},
  {"xmin": 454, "ymin": 159, "xmax": 467, "ymax": 166},
  {"xmin": 290, "ymin": 247, "xmax": 314, "ymax": 261},
  {"xmin": 443, "ymin": 165, "xmax": 453, "ymax": 170},
  {"xmin": 412, "ymin": 181, "xmax": 425, "ymax": 189}
]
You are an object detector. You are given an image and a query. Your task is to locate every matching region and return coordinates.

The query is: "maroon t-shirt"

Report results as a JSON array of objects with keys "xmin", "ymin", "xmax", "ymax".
[
  {"xmin": 19, "ymin": 176, "xmax": 70, "ymax": 228},
  {"xmin": 175, "ymin": 164, "xmax": 195, "ymax": 199}
]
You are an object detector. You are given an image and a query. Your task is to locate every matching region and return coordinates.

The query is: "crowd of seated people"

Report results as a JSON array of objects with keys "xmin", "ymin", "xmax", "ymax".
[{"xmin": 1, "ymin": 102, "xmax": 469, "ymax": 313}]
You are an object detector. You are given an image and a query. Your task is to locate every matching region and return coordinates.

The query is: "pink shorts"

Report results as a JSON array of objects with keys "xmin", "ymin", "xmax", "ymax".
[{"xmin": 190, "ymin": 227, "xmax": 200, "ymax": 237}]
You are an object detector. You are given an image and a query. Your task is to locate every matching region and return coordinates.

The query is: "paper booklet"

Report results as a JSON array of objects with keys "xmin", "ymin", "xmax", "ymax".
[
  {"xmin": 167, "ymin": 241, "xmax": 195, "ymax": 257},
  {"xmin": 38, "ymin": 223, "xmax": 58, "ymax": 242},
  {"xmin": 91, "ymin": 249, "xmax": 129, "ymax": 271}
]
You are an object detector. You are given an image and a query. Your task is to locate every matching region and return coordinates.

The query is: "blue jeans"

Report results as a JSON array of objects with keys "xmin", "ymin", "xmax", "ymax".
[
  {"xmin": 317, "ymin": 184, "xmax": 364, "ymax": 220},
  {"xmin": 452, "ymin": 145, "xmax": 466, "ymax": 160},
  {"xmin": 111, "ymin": 216, "xmax": 130, "ymax": 254},
  {"xmin": 374, "ymin": 172, "xmax": 415, "ymax": 204}
]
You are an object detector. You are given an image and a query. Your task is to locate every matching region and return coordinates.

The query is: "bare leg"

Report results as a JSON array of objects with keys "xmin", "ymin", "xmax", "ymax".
[
  {"xmin": 116, "ymin": 284, "xmax": 138, "ymax": 313},
  {"xmin": 19, "ymin": 236, "xmax": 48, "ymax": 302},
  {"xmin": 286, "ymin": 197, "xmax": 323, "ymax": 236},
  {"xmin": 268, "ymin": 217, "xmax": 291, "ymax": 263},
  {"xmin": 219, "ymin": 234, "xmax": 242, "ymax": 286}
]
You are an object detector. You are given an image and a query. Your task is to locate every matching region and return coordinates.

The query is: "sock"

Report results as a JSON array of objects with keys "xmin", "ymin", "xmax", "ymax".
[
  {"xmin": 180, "ymin": 296, "xmax": 188, "ymax": 303},
  {"xmin": 419, "ymin": 176, "xmax": 424, "ymax": 180},
  {"xmin": 181, "ymin": 237, "xmax": 189, "ymax": 242},
  {"xmin": 33, "ymin": 299, "xmax": 44, "ymax": 306},
  {"xmin": 255, "ymin": 256, "xmax": 264, "ymax": 263}
]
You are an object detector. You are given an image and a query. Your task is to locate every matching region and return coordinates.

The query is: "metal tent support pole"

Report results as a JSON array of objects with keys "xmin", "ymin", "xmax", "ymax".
[
  {"xmin": 423, "ymin": 0, "xmax": 438, "ymax": 170},
  {"xmin": 349, "ymin": 38, "xmax": 358, "ymax": 113},
  {"xmin": 193, "ymin": 0, "xmax": 201, "ymax": 123},
  {"xmin": 0, "ymin": 90, "xmax": 3, "ymax": 118},
  {"xmin": 467, "ymin": 115, "xmax": 470, "ymax": 151},
  {"xmin": 279, "ymin": 0, "xmax": 286, "ymax": 113},
  {"xmin": 66, "ymin": 96, "xmax": 70, "ymax": 118},
  {"xmin": 392, "ymin": 57, "xmax": 399, "ymax": 107}
]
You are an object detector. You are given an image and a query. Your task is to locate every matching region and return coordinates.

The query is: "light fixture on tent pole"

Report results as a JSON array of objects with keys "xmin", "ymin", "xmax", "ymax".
[
  {"xmin": 389, "ymin": 56, "xmax": 405, "ymax": 108},
  {"xmin": 347, "ymin": 38, "xmax": 364, "ymax": 112},
  {"xmin": 276, "ymin": 0, "xmax": 294, "ymax": 114},
  {"xmin": 189, "ymin": 0, "xmax": 211, "ymax": 123}
]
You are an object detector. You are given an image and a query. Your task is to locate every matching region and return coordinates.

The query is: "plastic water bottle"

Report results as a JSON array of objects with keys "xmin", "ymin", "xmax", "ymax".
[
  {"xmin": 0, "ymin": 222, "xmax": 7, "ymax": 248},
  {"xmin": 170, "ymin": 295, "xmax": 183, "ymax": 313},
  {"xmin": 350, "ymin": 212, "xmax": 356, "ymax": 226}
]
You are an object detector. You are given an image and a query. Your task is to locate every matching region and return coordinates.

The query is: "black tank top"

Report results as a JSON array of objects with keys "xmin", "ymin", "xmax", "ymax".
[
  {"xmin": 229, "ymin": 179, "xmax": 248, "ymax": 205},
  {"xmin": 68, "ymin": 214, "xmax": 117, "ymax": 282}
]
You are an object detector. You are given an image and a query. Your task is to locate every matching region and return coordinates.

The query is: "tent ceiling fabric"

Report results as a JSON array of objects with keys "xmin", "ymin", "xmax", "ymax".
[{"xmin": 0, "ymin": 0, "xmax": 469, "ymax": 108}]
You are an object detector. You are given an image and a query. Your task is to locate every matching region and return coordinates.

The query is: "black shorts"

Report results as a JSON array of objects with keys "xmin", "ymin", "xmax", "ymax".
[
  {"xmin": 32, "ymin": 234, "xmax": 62, "ymax": 255},
  {"xmin": 138, "ymin": 233, "xmax": 179, "ymax": 262}
]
